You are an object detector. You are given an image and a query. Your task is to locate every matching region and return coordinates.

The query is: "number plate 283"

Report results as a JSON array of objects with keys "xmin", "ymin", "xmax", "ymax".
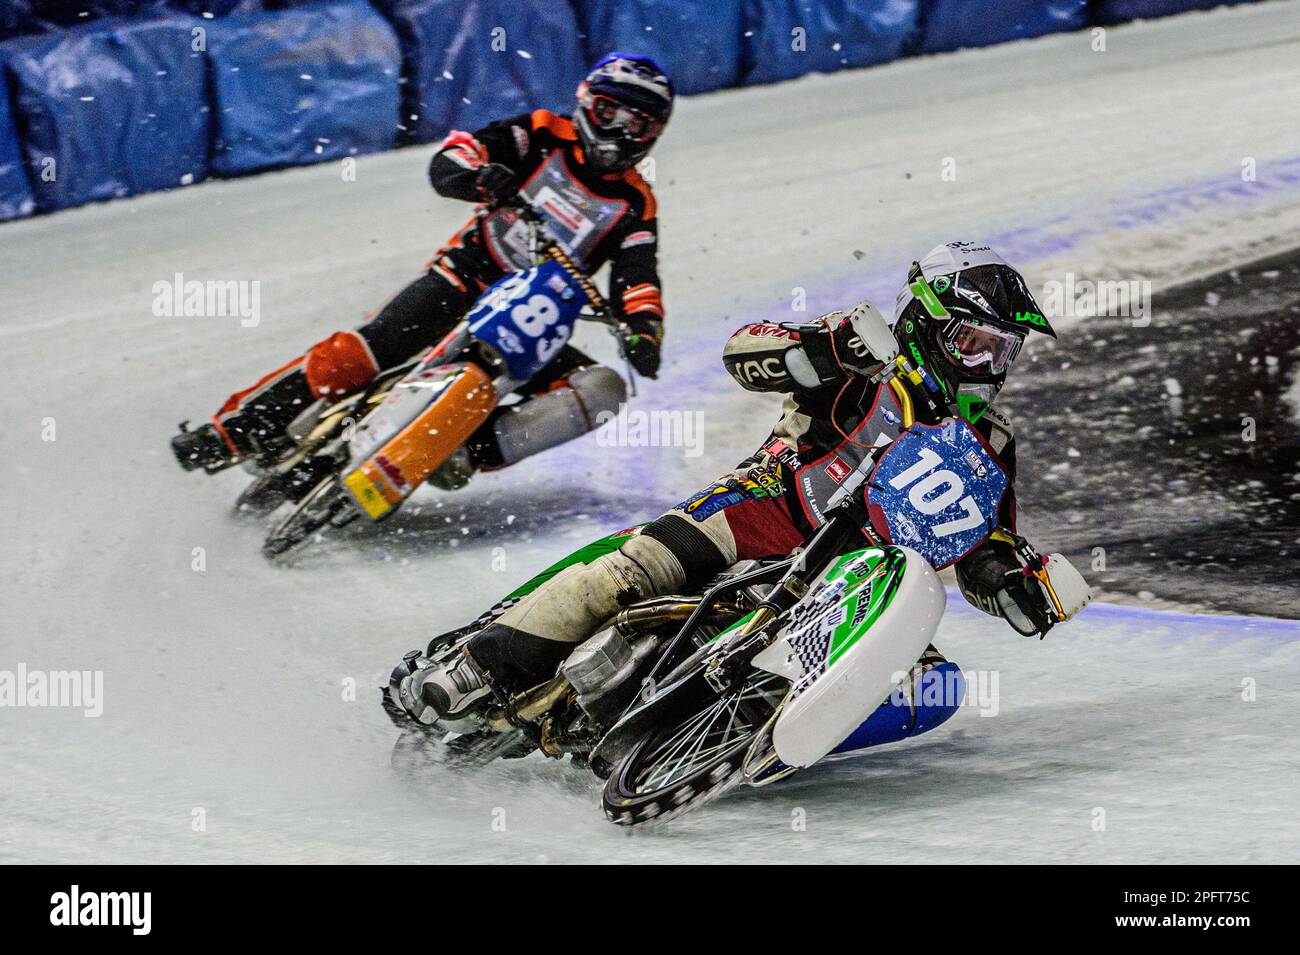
[{"xmin": 465, "ymin": 259, "xmax": 589, "ymax": 382}]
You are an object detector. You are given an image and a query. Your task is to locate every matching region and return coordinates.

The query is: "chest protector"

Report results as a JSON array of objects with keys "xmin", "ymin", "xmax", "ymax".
[
  {"xmin": 794, "ymin": 383, "xmax": 908, "ymax": 528},
  {"xmin": 482, "ymin": 150, "xmax": 628, "ymax": 272}
]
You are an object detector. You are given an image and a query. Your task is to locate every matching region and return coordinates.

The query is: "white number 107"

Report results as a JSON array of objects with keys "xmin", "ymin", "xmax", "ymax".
[{"xmin": 886, "ymin": 447, "xmax": 985, "ymax": 538}]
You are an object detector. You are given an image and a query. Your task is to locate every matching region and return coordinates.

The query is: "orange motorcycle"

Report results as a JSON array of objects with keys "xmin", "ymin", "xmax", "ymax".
[{"xmin": 259, "ymin": 203, "xmax": 634, "ymax": 560}]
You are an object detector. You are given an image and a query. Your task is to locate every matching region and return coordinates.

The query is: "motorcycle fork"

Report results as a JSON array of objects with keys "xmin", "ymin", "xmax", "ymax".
[{"xmin": 703, "ymin": 512, "xmax": 862, "ymax": 696}]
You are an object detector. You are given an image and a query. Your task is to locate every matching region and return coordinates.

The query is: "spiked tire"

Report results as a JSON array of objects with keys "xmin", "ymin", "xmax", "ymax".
[{"xmin": 601, "ymin": 670, "xmax": 787, "ymax": 827}]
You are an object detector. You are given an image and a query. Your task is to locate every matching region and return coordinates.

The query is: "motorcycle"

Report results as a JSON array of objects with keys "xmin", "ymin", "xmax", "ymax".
[
  {"xmin": 245, "ymin": 199, "xmax": 635, "ymax": 560},
  {"xmin": 382, "ymin": 310, "xmax": 1090, "ymax": 826}
]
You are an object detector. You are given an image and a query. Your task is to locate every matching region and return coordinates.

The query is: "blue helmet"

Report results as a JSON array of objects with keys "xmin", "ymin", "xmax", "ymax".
[{"xmin": 575, "ymin": 53, "xmax": 673, "ymax": 172}]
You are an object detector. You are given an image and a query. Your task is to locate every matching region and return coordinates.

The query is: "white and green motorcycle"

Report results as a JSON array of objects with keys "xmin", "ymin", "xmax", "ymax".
[{"xmin": 383, "ymin": 324, "xmax": 1088, "ymax": 826}]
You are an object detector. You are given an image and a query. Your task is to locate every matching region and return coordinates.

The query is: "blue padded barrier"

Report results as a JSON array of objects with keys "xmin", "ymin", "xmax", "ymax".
[
  {"xmin": 918, "ymin": 0, "xmax": 1088, "ymax": 53},
  {"xmin": 26, "ymin": 2, "xmax": 145, "ymax": 28},
  {"xmin": 0, "ymin": 0, "xmax": 1269, "ymax": 220},
  {"xmin": 741, "ymin": 0, "xmax": 921, "ymax": 86},
  {"xmin": 0, "ymin": 17, "xmax": 210, "ymax": 211},
  {"xmin": 1, "ymin": 3, "xmax": 40, "ymax": 43},
  {"xmin": 206, "ymin": 1, "xmax": 402, "ymax": 174},
  {"xmin": 373, "ymin": 0, "xmax": 586, "ymax": 144},
  {"xmin": 573, "ymin": 0, "xmax": 745, "ymax": 96},
  {"xmin": 160, "ymin": 1, "xmax": 267, "ymax": 14},
  {"xmin": 1093, "ymin": 1, "xmax": 1256, "ymax": 22},
  {"xmin": 0, "ymin": 69, "xmax": 36, "ymax": 220}
]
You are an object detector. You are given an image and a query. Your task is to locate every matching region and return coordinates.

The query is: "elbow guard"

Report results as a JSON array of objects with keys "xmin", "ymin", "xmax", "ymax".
[{"xmin": 722, "ymin": 324, "xmax": 801, "ymax": 392}]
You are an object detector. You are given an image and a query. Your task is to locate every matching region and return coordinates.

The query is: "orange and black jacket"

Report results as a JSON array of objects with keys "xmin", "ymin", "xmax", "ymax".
[{"xmin": 427, "ymin": 109, "xmax": 664, "ymax": 339}]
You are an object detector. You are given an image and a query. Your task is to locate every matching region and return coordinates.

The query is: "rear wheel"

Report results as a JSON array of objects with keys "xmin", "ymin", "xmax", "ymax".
[{"xmin": 602, "ymin": 670, "xmax": 787, "ymax": 827}]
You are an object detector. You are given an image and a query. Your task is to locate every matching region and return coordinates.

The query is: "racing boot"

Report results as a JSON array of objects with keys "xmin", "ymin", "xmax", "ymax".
[
  {"xmin": 171, "ymin": 422, "xmax": 240, "ymax": 474},
  {"xmin": 419, "ymin": 653, "xmax": 493, "ymax": 719},
  {"xmin": 389, "ymin": 651, "xmax": 493, "ymax": 724},
  {"xmin": 173, "ymin": 330, "xmax": 380, "ymax": 474},
  {"xmin": 171, "ymin": 365, "xmax": 313, "ymax": 473}
]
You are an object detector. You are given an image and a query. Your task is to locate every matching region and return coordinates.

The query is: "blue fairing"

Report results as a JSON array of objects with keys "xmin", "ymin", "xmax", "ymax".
[
  {"xmin": 465, "ymin": 259, "xmax": 590, "ymax": 382},
  {"xmin": 832, "ymin": 661, "xmax": 964, "ymax": 753}
]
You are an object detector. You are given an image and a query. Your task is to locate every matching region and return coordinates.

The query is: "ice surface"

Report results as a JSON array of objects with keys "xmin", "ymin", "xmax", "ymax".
[{"xmin": 2, "ymin": 1, "xmax": 1299, "ymax": 862}]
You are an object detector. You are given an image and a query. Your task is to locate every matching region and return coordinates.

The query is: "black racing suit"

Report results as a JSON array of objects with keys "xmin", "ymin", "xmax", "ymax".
[
  {"xmin": 365, "ymin": 108, "xmax": 665, "ymax": 376},
  {"xmin": 210, "ymin": 109, "xmax": 664, "ymax": 463}
]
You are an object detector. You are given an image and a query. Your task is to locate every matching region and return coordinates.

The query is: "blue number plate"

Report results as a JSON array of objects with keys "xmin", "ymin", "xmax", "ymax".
[
  {"xmin": 866, "ymin": 420, "xmax": 1009, "ymax": 569},
  {"xmin": 465, "ymin": 259, "xmax": 590, "ymax": 381}
]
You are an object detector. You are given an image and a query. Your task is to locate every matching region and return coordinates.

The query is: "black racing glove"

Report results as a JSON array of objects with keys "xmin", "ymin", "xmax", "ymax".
[
  {"xmin": 789, "ymin": 312, "xmax": 882, "ymax": 386},
  {"xmin": 623, "ymin": 328, "xmax": 661, "ymax": 379},
  {"xmin": 956, "ymin": 543, "xmax": 1055, "ymax": 638},
  {"xmin": 475, "ymin": 163, "xmax": 519, "ymax": 203},
  {"xmin": 996, "ymin": 575, "xmax": 1055, "ymax": 638}
]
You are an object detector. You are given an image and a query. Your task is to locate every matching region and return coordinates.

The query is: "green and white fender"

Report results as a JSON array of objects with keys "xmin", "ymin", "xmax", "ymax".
[{"xmin": 752, "ymin": 545, "xmax": 946, "ymax": 768}]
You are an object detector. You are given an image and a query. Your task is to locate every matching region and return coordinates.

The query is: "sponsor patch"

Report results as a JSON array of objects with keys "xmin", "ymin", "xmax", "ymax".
[
  {"xmin": 374, "ymin": 454, "xmax": 410, "ymax": 493},
  {"xmin": 729, "ymin": 355, "xmax": 788, "ymax": 386},
  {"xmin": 677, "ymin": 484, "xmax": 745, "ymax": 522},
  {"xmin": 496, "ymin": 326, "xmax": 524, "ymax": 354},
  {"xmin": 893, "ymin": 513, "xmax": 920, "ymax": 543},
  {"xmin": 963, "ymin": 449, "xmax": 988, "ymax": 479},
  {"xmin": 545, "ymin": 272, "xmax": 575, "ymax": 298},
  {"xmin": 824, "ymin": 457, "xmax": 851, "ymax": 484},
  {"xmin": 762, "ymin": 436, "xmax": 803, "ymax": 471},
  {"xmin": 621, "ymin": 229, "xmax": 656, "ymax": 249},
  {"xmin": 741, "ymin": 323, "xmax": 798, "ymax": 340}
]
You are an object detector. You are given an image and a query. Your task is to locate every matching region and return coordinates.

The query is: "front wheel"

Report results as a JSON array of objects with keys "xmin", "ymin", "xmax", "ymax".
[
  {"xmin": 262, "ymin": 477, "xmax": 359, "ymax": 561},
  {"xmin": 602, "ymin": 670, "xmax": 788, "ymax": 827}
]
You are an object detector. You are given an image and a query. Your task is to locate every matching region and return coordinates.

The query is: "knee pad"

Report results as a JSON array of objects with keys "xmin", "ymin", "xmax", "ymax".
[
  {"xmin": 304, "ymin": 331, "xmax": 380, "ymax": 399},
  {"xmin": 492, "ymin": 365, "xmax": 627, "ymax": 466},
  {"xmin": 618, "ymin": 529, "xmax": 693, "ymax": 594}
]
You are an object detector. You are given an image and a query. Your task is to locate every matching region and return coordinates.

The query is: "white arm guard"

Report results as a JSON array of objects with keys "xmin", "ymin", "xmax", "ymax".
[{"xmin": 1035, "ymin": 553, "xmax": 1094, "ymax": 623}]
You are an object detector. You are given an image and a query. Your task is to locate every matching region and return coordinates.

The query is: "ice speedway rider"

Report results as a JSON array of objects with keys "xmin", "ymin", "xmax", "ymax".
[
  {"xmin": 390, "ymin": 241, "xmax": 1093, "ymax": 723},
  {"xmin": 171, "ymin": 53, "xmax": 673, "ymax": 496}
]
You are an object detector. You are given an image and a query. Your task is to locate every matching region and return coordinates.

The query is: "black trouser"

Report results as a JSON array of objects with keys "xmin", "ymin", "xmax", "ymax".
[{"xmin": 357, "ymin": 269, "xmax": 475, "ymax": 370}]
